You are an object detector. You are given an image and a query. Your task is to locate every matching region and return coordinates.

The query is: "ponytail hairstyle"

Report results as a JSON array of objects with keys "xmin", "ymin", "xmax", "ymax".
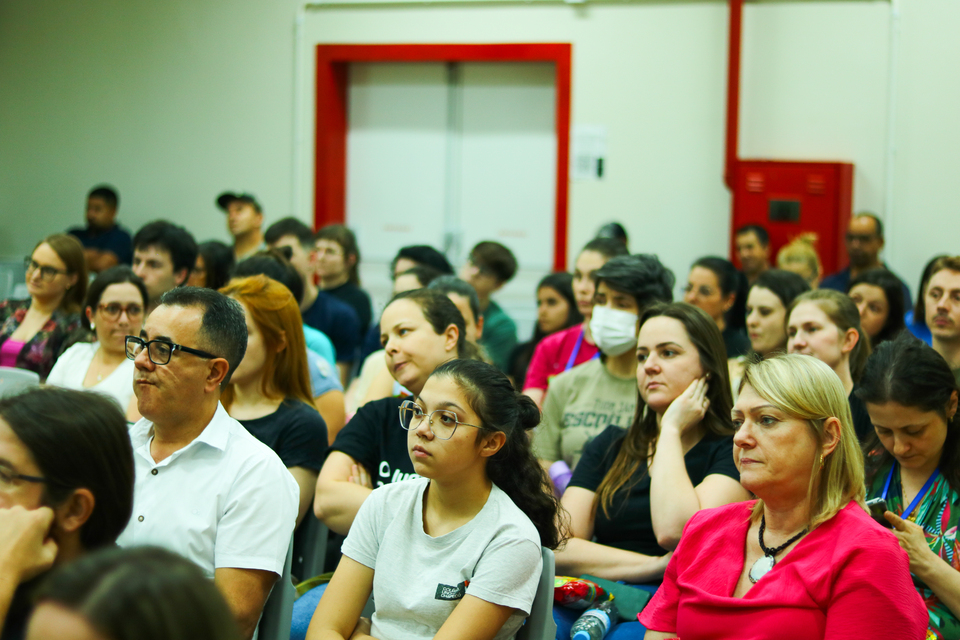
[
  {"xmin": 430, "ymin": 359, "xmax": 566, "ymax": 549},
  {"xmin": 691, "ymin": 256, "xmax": 748, "ymax": 331},
  {"xmin": 856, "ymin": 332, "xmax": 960, "ymax": 493},
  {"xmin": 595, "ymin": 302, "xmax": 734, "ymax": 518},
  {"xmin": 386, "ymin": 289, "xmax": 483, "ymax": 362},
  {"xmin": 847, "ymin": 268, "xmax": 906, "ymax": 347},
  {"xmin": 789, "ymin": 289, "xmax": 872, "ymax": 382}
]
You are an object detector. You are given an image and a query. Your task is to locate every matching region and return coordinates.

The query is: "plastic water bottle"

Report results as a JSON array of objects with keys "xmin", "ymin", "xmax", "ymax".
[{"xmin": 570, "ymin": 599, "xmax": 619, "ymax": 640}]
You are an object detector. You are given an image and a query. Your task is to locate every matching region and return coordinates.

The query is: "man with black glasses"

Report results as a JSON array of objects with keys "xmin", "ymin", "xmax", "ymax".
[{"xmin": 116, "ymin": 287, "xmax": 298, "ymax": 640}]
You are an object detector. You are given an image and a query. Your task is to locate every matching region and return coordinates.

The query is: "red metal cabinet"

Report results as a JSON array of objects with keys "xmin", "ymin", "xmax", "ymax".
[{"xmin": 730, "ymin": 160, "xmax": 853, "ymax": 275}]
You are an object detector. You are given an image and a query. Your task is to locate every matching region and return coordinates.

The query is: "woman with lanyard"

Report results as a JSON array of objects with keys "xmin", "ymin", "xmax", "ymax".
[
  {"xmin": 522, "ymin": 237, "xmax": 627, "ymax": 407},
  {"xmin": 533, "ymin": 255, "xmax": 674, "ymax": 486},
  {"xmin": 859, "ymin": 332, "xmax": 960, "ymax": 639}
]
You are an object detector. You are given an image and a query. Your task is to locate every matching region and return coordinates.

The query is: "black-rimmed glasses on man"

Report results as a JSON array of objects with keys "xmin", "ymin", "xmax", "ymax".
[{"xmin": 125, "ymin": 335, "xmax": 219, "ymax": 366}]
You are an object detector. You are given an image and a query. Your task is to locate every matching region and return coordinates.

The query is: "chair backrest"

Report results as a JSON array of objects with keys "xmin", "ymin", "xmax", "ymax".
[
  {"xmin": 257, "ymin": 538, "xmax": 295, "ymax": 640},
  {"xmin": 293, "ymin": 514, "xmax": 329, "ymax": 582},
  {"xmin": 0, "ymin": 367, "xmax": 40, "ymax": 398},
  {"xmin": 516, "ymin": 547, "xmax": 556, "ymax": 640}
]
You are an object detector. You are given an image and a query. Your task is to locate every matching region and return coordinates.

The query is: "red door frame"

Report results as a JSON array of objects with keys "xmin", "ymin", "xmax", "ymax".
[{"xmin": 315, "ymin": 43, "xmax": 573, "ymax": 271}]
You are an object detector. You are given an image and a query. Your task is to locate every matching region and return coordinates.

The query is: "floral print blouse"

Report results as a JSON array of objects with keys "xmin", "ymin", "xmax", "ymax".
[{"xmin": 0, "ymin": 299, "xmax": 82, "ymax": 381}]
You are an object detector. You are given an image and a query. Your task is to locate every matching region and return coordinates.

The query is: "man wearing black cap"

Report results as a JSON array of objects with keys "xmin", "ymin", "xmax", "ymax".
[{"xmin": 217, "ymin": 192, "xmax": 265, "ymax": 261}]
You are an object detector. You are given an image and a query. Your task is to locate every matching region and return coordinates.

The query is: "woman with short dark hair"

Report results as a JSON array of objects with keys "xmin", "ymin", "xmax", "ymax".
[{"xmin": 47, "ymin": 266, "xmax": 148, "ymax": 421}]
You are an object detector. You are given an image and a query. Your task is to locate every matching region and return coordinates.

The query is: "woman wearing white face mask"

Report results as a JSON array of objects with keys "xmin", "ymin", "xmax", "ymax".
[{"xmin": 533, "ymin": 255, "xmax": 675, "ymax": 477}]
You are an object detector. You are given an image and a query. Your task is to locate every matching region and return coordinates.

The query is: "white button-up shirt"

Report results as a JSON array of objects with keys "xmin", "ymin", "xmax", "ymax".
[{"xmin": 117, "ymin": 402, "xmax": 299, "ymax": 578}]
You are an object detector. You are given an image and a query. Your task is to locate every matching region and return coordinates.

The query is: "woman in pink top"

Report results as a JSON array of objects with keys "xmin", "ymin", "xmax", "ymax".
[
  {"xmin": 523, "ymin": 238, "xmax": 627, "ymax": 407},
  {"xmin": 641, "ymin": 354, "xmax": 928, "ymax": 640}
]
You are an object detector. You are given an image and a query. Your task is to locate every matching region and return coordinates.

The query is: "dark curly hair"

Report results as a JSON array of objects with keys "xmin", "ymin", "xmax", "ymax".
[{"xmin": 430, "ymin": 359, "xmax": 566, "ymax": 549}]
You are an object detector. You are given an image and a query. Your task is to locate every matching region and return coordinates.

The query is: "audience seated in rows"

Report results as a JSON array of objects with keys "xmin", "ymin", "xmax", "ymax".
[
  {"xmin": 523, "ymin": 238, "xmax": 628, "ymax": 407},
  {"xmin": 534, "ymin": 255, "xmax": 673, "ymax": 472},
  {"xmin": 460, "ymin": 241, "xmax": 519, "ymax": 373},
  {"xmin": 26, "ymin": 546, "xmax": 241, "ymax": 640},
  {"xmin": 727, "ymin": 269, "xmax": 810, "ymax": 394},
  {"xmin": 641, "ymin": 354, "xmax": 928, "ymax": 638},
  {"xmin": 734, "ymin": 224, "xmax": 771, "ymax": 286},
  {"xmin": 776, "ymin": 232, "xmax": 822, "ymax": 289},
  {"xmin": 67, "ymin": 184, "xmax": 133, "ymax": 273},
  {"xmin": 684, "ymin": 256, "xmax": 750, "ymax": 358},
  {"xmin": 217, "ymin": 192, "xmax": 266, "ymax": 262},
  {"xmin": 131, "ymin": 220, "xmax": 197, "ymax": 313},
  {"xmin": 220, "ymin": 275, "xmax": 329, "ymax": 524},
  {"xmin": 116, "ymin": 287, "xmax": 298, "ymax": 640},
  {"xmin": 787, "ymin": 289, "xmax": 873, "ymax": 443},
  {"xmin": 925, "ymin": 256, "xmax": 960, "ymax": 384},
  {"xmin": 847, "ymin": 267, "xmax": 907, "ymax": 348},
  {"xmin": 859, "ymin": 334, "xmax": 960, "ymax": 637},
  {"xmin": 508, "ymin": 271, "xmax": 582, "ymax": 390},
  {"xmin": 820, "ymin": 212, "xmax": 912, "ymax": 306},
  {"xmin": 305, "ymin": 360, "xmax": 562, "ymax": 640},
  {"xmin": 0, "ymin": 235, "xmax": 86, "ymax": 381},
  {"xmin": 187, "ymin": 240, "xmax": 235, "ymax": 291},
  {"xmin": 555, "ymin": 302, "xmax": 750, "ymax": 637},
  {"xmin": 264, "ymin": 217, "xmax": 361, "ymax": 385},
  {"xmin": 47, "ymin": 265, "xmax": 148, "ymax": 421},
  {"xmin": 0, "ymin": 387, "xmax": 134, "ymax": 640}
]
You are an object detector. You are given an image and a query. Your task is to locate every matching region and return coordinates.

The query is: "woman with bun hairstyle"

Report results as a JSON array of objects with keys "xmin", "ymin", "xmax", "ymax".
[
  {"xmin": 314, "ymin": 289, "xmax": 483, "ymax": 536},
  {"xmin": 683, "ymin": 256, "xmax": 750, "ymax": 358},
  {"xmin": 306, "ymin": 359, "xmax": 562, "ymax": 640},
  {"xmin": 787, "ymin": 289, "xmax": 874, "ymax": 442},
  {"xmin": 777, "ymin": 232, "xmax": 822, "ymax": 289}
]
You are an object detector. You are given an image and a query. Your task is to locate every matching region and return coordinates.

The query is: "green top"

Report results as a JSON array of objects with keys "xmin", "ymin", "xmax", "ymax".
[
  {"xmin": 867, "ymin": 459, "xmax": 960, "ymax": 639},
  {"xmin": 478, "ymin": 300, "xmax": 517, "ymax": 373}
]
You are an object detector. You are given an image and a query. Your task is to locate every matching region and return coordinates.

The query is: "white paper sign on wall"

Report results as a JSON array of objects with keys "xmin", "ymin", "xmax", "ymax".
[{"xmin": 571, "ymin": 124, "xmax": 607, "ymax": 181}]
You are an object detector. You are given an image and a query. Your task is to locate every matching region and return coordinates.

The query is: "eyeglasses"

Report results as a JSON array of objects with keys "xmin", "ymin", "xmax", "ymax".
[
  {"xmin": 24, "ymin": 258, "xmax": 69, "ymax": 282},
  {"xmin": 0, "ymin": 463, "xmax": 46, "ymax": 489},
  {"xmin": 125, "ymin": 335, "xmax": 220, "ymax": 366},
  {"xmin": 398, "ymin": 399, "xmax": 484, "ymax": 440},
  {"xmin": 315, "ymin": 247, "xmax": 344, "ymax": 258},
  {"xmin": 98, "ymin": 303, "xmax": 144, "ymax": 321}
]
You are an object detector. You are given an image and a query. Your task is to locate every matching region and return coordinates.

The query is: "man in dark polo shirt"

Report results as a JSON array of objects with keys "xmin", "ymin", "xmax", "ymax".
[{"xmin": 67, "ymin": 185, "xmax": 133, "ymax": 273}]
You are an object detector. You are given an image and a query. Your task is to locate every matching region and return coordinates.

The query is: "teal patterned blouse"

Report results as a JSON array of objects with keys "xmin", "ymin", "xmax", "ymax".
[{"xmin": 867, "ymin": 459, "xmax": 960, "ymax": 640}]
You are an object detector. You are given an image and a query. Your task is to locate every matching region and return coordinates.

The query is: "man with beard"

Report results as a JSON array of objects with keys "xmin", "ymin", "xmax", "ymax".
[
  {"xmin": 67, "ymin": 185, "xmax": 133, "ymax": 272},
  {"xmin": 820, "ymin": 213, "xmax": 911, "ymax": 306}
]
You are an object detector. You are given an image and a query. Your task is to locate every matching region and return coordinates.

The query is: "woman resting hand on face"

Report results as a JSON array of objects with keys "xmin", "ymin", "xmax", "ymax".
[
  {"xmin": 554, "ymin": 303, "xmax": 750, "ymax": 636},
  {"xmin": 47, "ymin": 266, "xmax": 148, "ymax": 422},
  {"xmin": 859, "ymin": 333, "xmax": 960, "ymax": 639},
  {"xmin": 305, "ymin": 360, "xmax": 563, "ymax": 640},
  {"xmin": 641, "ymin": 354, "xmax": 928, "ymax": 640}
]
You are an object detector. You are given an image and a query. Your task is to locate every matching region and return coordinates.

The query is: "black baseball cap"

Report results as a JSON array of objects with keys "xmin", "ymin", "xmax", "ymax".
[{"xmin": 216, "ymin": 192, "xmax": 262, "ymax": 213}]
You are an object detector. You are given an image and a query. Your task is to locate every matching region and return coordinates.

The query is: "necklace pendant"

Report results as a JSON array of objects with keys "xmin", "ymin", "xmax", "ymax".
[{"xmin": 748, "ymin": 555, "xmax": 776, "ymax": 584}]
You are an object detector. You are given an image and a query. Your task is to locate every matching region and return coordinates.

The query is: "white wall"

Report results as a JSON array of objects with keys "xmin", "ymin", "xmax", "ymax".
[{"xmin": 2, "ymin": 0, "xmax": 959, "ymax": 300}]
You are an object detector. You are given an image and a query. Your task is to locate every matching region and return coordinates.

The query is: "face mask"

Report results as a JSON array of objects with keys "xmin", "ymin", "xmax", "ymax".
[{"xmin": 589, "ymin": 306, "xmax": 639, "ymax": 356}]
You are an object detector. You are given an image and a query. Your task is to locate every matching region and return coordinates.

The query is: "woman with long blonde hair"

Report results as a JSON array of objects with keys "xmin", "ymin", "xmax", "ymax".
[{"xmin": 220, "ymin": 275, "xmax": 328, "ymax": 524}]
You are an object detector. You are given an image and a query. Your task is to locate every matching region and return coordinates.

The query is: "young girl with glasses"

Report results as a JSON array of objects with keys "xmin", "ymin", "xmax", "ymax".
[
  {"xmin": 306, "ymin": 359, "xmax": 563, "ymax": 640},
  {"xmin": 47, "ymin": 266, "xmax": 147, "ymax": 421}
]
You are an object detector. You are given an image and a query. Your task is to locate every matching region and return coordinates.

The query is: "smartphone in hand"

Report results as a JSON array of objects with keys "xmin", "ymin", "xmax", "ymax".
[{"xmin": 865, "ymin": 497, "xmax": 894, "ymax": 528}]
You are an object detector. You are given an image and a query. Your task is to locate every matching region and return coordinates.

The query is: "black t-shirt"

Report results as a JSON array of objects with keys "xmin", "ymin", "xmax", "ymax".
[
  {"xmin": 326, "ymin": 282, "xmax": 373, "ymax": 335},
  {"xmin": 238, "ymin": 399, "xmax": 328, "ymax": 471},
  {"xmin": 68, "ymin": 224, "xmax": 133, "ymax": 265},
  {"xmin": 302, "ymin": 291, "xmax": 362, "ymax": 363},
  {"xmin": 849, "ymin": 387, "xmax": 873, "ymax": 444},
  {"xmin": 331, "ymin": 396, "xmax": 418, "ymax": 487},
  {"xmin": 568, "ymin": 425, "xmax": 739, "ymax": 557},
  {"xmin": 723, "ymin": 326, "xmax": 751, "ymax": 359}
]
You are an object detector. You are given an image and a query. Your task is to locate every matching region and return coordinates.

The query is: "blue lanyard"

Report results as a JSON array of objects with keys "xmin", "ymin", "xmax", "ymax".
[
  {"xmin": 881, "ymin": 463, "xmax": 940, "ymax": 521},
  {"xmin": 564, "ymin": 327, "xmax": 600, "ymax": 372}
]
